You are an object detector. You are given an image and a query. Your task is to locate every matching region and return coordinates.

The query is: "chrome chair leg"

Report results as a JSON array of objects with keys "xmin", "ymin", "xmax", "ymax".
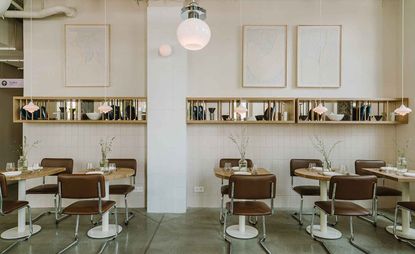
[
  {"xmin": 58, "ymin": 215, "xmax": 80, "ymax": 254},
  {"xmin": 292, "ymin": 196, "xmax": 304, "ymax": 225},
  {"xmin": 310, "ymin": 207, "xmax": 331, "ymax": 254},
  {"xmin": 349, "ymin": 217, "xmax": 370, "ymax": 253},
  {"xmin": 124, "ymin": 195, "xmax": 135, "ymax": 225},
  {"xmin": 259, "ymin": 216, "xmax": 271, "ymax": 254},
  {"xmin": 393, "ymin": 205, "xmax": 415, "ymax": 248},
  {"xmin": 249, "ymin": 216, "xmax": 258, "ymax": 225},
  {"xmin": 99, "ymin": 206, "xmax": 119, "ymax": 254},
  {"xmin": 219, "ymin": 195, "xmax": 225, "ymax": 224}
]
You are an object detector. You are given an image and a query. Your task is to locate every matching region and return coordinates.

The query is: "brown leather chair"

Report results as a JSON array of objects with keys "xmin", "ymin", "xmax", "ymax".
[
  {"xmin": 108, "ymin": 159, "xmax": 137, "ymax": 225},
  {"xmin": 57, "ymin": 174, "xmax": 119, "ymax": 254},
  {"xmin": 0, "ymin": 174, "xmax": 34, "ymax": 253},
  {"xmin": 393, "ymin": 202, "xmax": 415, "ymax": 248},
  {"xmin": 290, "ymin": 159, "xmax": 322, "ymax": 225},
  {"xmin": 223, "ymin": 174, "xmax": 276, "ymax": 254},
  {"xmin": 310, "ymin": 175, "xmax": 377, "ymax": 254},
  {"xmin": 219, "ymin": 158, "xmax": 253, "ymax": 224},
  {"xmin": 355, "ymin": 160, "xmax": 402, "ymax": 225},
  {"xmin": 26, "ymin": 158, "xmax": 73, "ymax": 223}
]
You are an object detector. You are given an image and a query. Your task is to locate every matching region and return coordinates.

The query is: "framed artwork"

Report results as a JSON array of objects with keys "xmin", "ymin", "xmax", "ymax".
[
  {"xmin": 65, "ymin": 24, "xmax": 110, "ymax": 87},
  {"xmin": 242, "ymin": 25, "xmax": 287, "ymax": 88},
  {"xmin": 297, "ymin": 25, "xmax": 342, "ymax": 88}
]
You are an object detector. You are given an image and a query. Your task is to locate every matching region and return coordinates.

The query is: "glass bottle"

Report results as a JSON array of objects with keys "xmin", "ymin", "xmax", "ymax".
[{"xmin": 17, "ymin": 156, "xmax": 28, "ymax": 171}]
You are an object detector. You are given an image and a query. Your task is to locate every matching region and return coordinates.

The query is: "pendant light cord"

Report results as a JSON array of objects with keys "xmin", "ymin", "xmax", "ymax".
[
  {"xmin": 318, "ymin": 0, "xmax": 323, "ymax": 105},
  {"xmin": 30, "ymin": 0, "xmax": 33, "ymax": 101},
  {"xmin": 401, "ymin": 0, "xmax": 405, "ymax": 104},
  {"xmin": 104, "ymin": 0, "xmax": 108, "ymax": 102}
]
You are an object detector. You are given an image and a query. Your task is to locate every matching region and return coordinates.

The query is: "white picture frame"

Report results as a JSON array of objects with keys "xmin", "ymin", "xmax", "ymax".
[
  {"xmin": 297, "ymin": 25, "xmax": 342, "ymax": 88},
  {"xmin": 242, "ymin": 25, "xmax": 287, "ymax": 88},
  {"xmin": 65, "ymin": 24, "xmax": 110, "ymax": 87}
]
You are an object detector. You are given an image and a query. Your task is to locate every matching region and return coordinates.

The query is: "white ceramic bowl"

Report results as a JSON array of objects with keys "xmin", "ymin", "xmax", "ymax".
[
  {"xmin": 327, "ymin": 113, "xmax": 344, "ymax": 121},
  {"xmin": 86, "ymin": 112, "xmax": 102, "ymax": 121}
]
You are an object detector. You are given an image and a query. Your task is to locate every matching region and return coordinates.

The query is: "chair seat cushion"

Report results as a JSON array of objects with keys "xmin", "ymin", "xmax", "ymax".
[
  {"xmin": 293, "ymin": 185, "xmax": 320, "ymax": 196},
  {"xmin": 376, "ymin": 186, "xmax": 402, "ymax": 197},
  {"xmin": 62, "ymin": 200, "xmax": 116, "ymax": 215},
  {"xmin": 315, "ymin": 201, "xmax": 370, "ymax": 216},
  {"xmin": 2, "ymin": 200, "xmax": 29, "ymax": 214},
  {"xmin": 221, "ymin": 185, "xmax": 229, "ymax": 196},
  {"xmin": 26, "ymin": 184, "xmax": 58, "ymax": 195},
  {"xmin": 109, "ymin": 185, "xmax": 134, "ymax": 195},
  {"xmin": 398, "ymin": 202, "xmax": 415, "ymax": 212},
  {"xmin": 226, "ymin": 201, "xmax": 272, "ymax": 216}
]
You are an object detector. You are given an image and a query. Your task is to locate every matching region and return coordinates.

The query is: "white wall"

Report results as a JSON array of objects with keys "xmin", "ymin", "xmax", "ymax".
[{"xmin": 23, "ymin": 0, "xmax": 147, "ymax": 207}]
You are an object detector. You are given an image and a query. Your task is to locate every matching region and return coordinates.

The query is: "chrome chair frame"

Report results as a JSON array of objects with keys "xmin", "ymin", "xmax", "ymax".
[{"xmin": 393, "ymin": 204, "xmax": 415, "ymax": 248}]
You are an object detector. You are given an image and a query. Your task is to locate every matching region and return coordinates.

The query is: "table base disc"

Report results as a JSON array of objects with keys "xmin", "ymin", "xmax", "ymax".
[
  {"xmin": 1, "ymin": 225, "xmax": 41, "ymax": 240},
  {"xmin": 226, "ymin": 225, "xmax": 258, "ymax": 239},
  {"xmin": 386, "ymin": 226, "xmax": 415, "ymax": 240},
  {"xmin": 87, "ymin": 225, "xmax": 122, "ymax": 239},
  {"xmin": 306, "ymin": 225, "xmax": 342, "ymax": 239}
]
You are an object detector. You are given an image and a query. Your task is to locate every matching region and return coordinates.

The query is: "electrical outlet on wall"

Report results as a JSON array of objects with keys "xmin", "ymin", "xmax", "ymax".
[{"xmin": 194, "ymin": 186, "xmax": 205, "ymax": 193}]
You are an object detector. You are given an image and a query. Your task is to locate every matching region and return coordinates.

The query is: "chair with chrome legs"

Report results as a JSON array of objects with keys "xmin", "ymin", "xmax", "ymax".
[
  {"xmin": 108, "ymin": 159, "xmax": 137, "ymax": 225},
  {"xmin": 26, "ymin": 158, "xmax": 73, "ymax": 224},
  {"xmin": 290, "ymin": 159, "xmax": 322, "ymax": 225},
  {"xmin": 0, "ymin": 174, "xmax": 34, "ymax": 253},
  {"xmin": 219, "ymin": 158, "xmax": 253, "ymax": 225},
  {"xmin": 393, "ymin": 202, "xmax": 415, "ymax": 248},
  {"xmin": 355, "ymin": 160, "xmax": 402, "ymax": 225},
  {"xmin": 57, "ymin": 174, "xmax": 119, "ymax": 254},
  {"xmin": 310, "ymin": 175, "xmax": 377, "ymax": 254},
  {"xmin": 223, "ymin": 174, "xmax": 276, "ymax": 254}
]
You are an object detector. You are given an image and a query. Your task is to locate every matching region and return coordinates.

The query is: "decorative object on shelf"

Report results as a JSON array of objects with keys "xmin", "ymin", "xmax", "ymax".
[
  {"xmin": 326, "ymin": 113, "xmax": 344, "ymax": 121},
  {"xmin": 222, "ymin": 115, "xmax": 230, "ymax": 121},
  {"xmin": 17, "ymin": 136, "xmax": 40, "ymax": 171},
  {"xmin": 177, "ymin": 0, "xmax": 211, "ymax": 51},
  {"xmin": 126, "ymin": 105, "xmax": 136, "ymax": 120},
  {"xmin": 337, "ymin": 101, "xmax": 351, "ymax": 121},
  {"xmin": 311, "ymin": 136, "xmax": 341, "ymax": 172},
  {"xmin": 235, "ymin": 104, "xmax": 248, "ymax": 115},
  {"xmin": 255, "ymin": 115, "xmax": 264, "ymax": 121},
  {"xmin": 263, "ymin": 106, "xmax": 274, "ymax": 120},
  {"xmin": 394, "ymin": 0, "xmax": 412, "ymax": 116},
  {"xmin": 229, "ymin": 127, "xmax": 249, "ymax": 172},
  {"xmin": 99, "ymin": 136, "xmax": 115, "ymax": 169},
  {"xmin": 192, "ymin": 105, "xmax": 206, "ymax": 120},
  {"xmin": 98, "ymin": 101, "xmax": 113, "ymax": 114},
  {"xmin": 158, "ymin": 44, "xmax": 173, "ymax": 57},
  {"xmin": 242, "ymin": 25, "xmax": 287, "ymax": 88},
  {"xmin": 312, "ymin": 102, "xmax": 328, "ymax": 115},
  {"xmin": 208, "ymin": 107, "xmax": 216, "ymax": 120},
  {"xmin": 86, "ymin": 112, "xmax": 102, "ymax": 121}
]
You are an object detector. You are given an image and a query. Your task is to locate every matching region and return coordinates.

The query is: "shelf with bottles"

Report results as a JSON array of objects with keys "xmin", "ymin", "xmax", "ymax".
[
  {"xmin": 296, "ymin": 98, "xmax": 409, "ymax": 124},
  {"xmin": 187, "ymin": 97, "xmax": 296, "ymax": 124},
  {"xmin": 13, "ymin": 97, "xmax": 147, "ymax": 124}
]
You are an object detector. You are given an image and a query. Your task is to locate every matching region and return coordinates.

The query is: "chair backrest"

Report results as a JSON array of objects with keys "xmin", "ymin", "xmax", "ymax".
[
  {"xmin": 41, "ymin": 158, "xmax": 74, "ymax": 175},
  {"xmin": 108, "ymin": 159, "xmax": 137, "ymax": 176},
  {"xmin": 229, "ymin": 174, "xmax": 276, "ymax": 200},
  {"xmin": 58, "ymin": 174, "xmax": 106, "ymax": 199},
  {"xmin": 0, "ymin": 174, "xmax": 7, "ymax": 198},
  {"xmin": 329, "ymin": 175, "xmax": 377, "ymax": 200},
  {"xmin": 355, "ymin": 160, "xmax": 385, "ymax": 175},
  {"xmin": 219, "ymin": 158, "xmax": 253, "ymax": 168},
  {"xmin": 290, "ymin": 159, "xmax": 322, "ymax": 177}
]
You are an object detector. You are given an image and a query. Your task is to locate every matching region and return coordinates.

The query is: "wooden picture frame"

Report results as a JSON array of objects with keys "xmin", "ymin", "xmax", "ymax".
[
  {"xmin": 242, "ymin": 25, "xmax": 287, "ymax": 88},
  {"xmin": 65, "ymin": 24, "xmax": 110, "ymax": 87},
  {"xmin": 297, "ymin": 25, "xmax": 342, "ymax": 88}
]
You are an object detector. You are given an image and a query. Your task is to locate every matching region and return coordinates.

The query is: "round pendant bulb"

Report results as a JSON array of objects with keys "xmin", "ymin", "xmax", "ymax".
[
  {"xmin": 394, "ymin": 104, "xmax": 412, "ymax": 116},
  {"xmin": 23, "ymin": 101, "xmax": 40, "ymax": 113},
  {"xmin": 313, "ymin": 103, "xmax": 328, "ymax": 115},
  {"xmin": 98, "ymin": 102, "xmax": 113, "ymax": 114},
  {"xmin": 177, "ymin": 18, "xmax": 211, "ymax": 51}
]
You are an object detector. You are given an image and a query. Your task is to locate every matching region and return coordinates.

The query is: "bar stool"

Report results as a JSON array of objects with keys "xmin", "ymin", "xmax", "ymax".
[
  {"xmin": 26, "ymin": 158, "xmax": 73, "ymax": 223},
  {"xmin": 393, "ymin": 202, "xmax": 415, "ymax": 248},
  {"xmin": 0, "ymin": 174, "xmax": 34, "ymax": 253},
  {"xmin": 57, "ymin": 174, "xmax": 119, "ymax": 254},
  {"xmin": 108, "ymin": 158, "xmax": 137, "ymax": 225},
  {"xmin": 310, "ymin": 175, "xmax": 377, "ymax": 254},
  {"xmin": 290, "ymin": 159, "xmax": 322, "ymax": 225},
  {"xmin": 219, "ymin": 158, "xmax": 253, "ymax": 224},
  {"xmin": 355, "ymin": 160, "xmax": 402, "ymax": 225},
  {"xmin": 223, "ymin": 174, "xmax": 276, "ymax": 254}
]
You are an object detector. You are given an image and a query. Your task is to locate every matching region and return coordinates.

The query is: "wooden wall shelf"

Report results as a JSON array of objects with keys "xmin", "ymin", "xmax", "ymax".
[{"xmin": 13, "ymin": 97, "xmax": 147, "ymax": 124}]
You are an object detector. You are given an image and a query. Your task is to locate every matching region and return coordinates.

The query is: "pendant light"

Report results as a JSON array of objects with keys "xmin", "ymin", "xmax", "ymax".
[
  {"xmin": 98, "ymin": 0, "xmax": 112, "ymax": 114},
  {"xmin": 312, "ymin": 0, "xmax": 328, "ymax": 116},
  {"xmin": 394, "ymin": 0, "xmax": 412, "ymax": 116},
  {"xmin": 235, "ymin": 104, "xmax": 248, "ymax": 115},
  {"xmin": 23, "ymin": 0, "xmax": 39, "ymax": 114},
  {"xmin": 177, "ymin": 0, "xmax": 211, "ymax": 51}
]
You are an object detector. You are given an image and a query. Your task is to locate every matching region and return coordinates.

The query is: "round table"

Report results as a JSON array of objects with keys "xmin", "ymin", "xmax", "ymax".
[
  {"xmin": 1, "ymin": 167, "xmax": 66, "ymax": 240},
  {"xmin": 78, "ymin": 168, "xmax": 134, "ymax": 239},
  {"xmin": 214, "ymin": 167, "xmax": 271, "ymax": 239},
  {"xmin": 294, "ymin": 168, "xmax": 342, "ymax": 240}
]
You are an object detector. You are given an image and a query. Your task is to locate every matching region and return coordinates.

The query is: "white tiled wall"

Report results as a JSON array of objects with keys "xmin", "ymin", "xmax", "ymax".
[
  {"xmin": 23, "ymin": 124, "xmax": 146, "ymax": 208},
  {"xmin": 187, "ymin": 125, "xmax": 398, "ymax": 209}
]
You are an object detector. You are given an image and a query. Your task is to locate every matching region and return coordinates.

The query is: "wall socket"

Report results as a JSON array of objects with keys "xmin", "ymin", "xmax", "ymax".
[{"xmin": 194, "ymin": 186, "xmax": 205, "ymax": 193}]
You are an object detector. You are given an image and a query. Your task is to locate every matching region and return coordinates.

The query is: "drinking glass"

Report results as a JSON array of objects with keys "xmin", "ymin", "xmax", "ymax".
[
  {"xmin": 308, "ymin": 163, "xmax": 316, "ymax": 171},
  {"xmin": 224, "ymin": 163, "xmax": 232, "ymax": 172},
  {"xmin": 251, "ymin": 164, "xmax": 258, "ymax": 175},
  {"xmin": 86, "ymin": 163, "xmax": 94, "ymax": 171},
  {"xmin": 109, "ymin": 163, "xmax": 116, "ymax": 171},
  {"xmin": 6, "ymin": 163, "xmax": 15, "ymax": 172},
  {"xmin": 339, "ymin": 164, "xmax": 347, "ymax": 175}
]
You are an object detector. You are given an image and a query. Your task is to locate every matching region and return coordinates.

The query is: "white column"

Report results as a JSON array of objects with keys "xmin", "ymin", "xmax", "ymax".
[
  {"xmin": 147, "ymin": 3, "xmax": 187, "ymax": 213},
  {"xmin": 18, "ymin": 180, "xmax": 26, "ymax": 232}
]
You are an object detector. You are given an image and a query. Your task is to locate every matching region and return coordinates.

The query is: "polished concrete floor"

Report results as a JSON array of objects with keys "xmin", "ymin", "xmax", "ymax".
[{"xmin": 0, "ymin": 208, "xmax": 413, "ymax": 254}]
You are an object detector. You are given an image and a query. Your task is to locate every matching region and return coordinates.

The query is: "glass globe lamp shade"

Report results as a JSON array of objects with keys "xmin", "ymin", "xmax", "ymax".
[
  {"xmin": 23, "ymin": 101, "xmax": 40, "ymax": 113},
  {"xmin": 98, "ymin": 102, "xmax": 113, "ymax": 114},
  {"xmin": 394, "ymin": 104, "xmax": 412, "ymax": 116},
  {"xmin": 177, "ymin": 18, "xmax": 211, "ymax": 51},
  {"xmin": 313, "ymin": 103, "xmax": 328, "ymax": 115}
]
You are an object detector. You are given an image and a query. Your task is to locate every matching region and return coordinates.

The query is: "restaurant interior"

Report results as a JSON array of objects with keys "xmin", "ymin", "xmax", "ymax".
[{"xmin": 0, "ymin": 0, "xmax": 414, "ymax": 253}]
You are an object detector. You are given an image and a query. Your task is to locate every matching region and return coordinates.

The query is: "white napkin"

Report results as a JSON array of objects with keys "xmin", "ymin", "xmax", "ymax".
[
  {"xmin": 231, "ymin": 167, "xmax": 239, "ymax": 171},
  {"xmin": 403, "ymin": 172, "xmax": 415, "ymax": 177},
  {"xmin": 312, "ymin": 167, "xmax": 323, "ymax": 171},
  {"xmin": 85, "ymin": 171, "xmax": 104, "ymax": 175},
  {"xmin": 233, "ymin": 171, "xmax": 251, "ymax": 175},
  {"xmin": 380, "ymin": 166, "xmax": 397, "ymax": 171},
  {"xmin": 2, "ymin": 171, "xmax": 22, "ymax": 177},
  {"xmin": 322, "ymin": 172, "xmax": 342, "ymax": 176}
]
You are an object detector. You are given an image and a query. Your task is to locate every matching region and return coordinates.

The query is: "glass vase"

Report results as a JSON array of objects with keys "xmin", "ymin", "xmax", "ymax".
[
  {"xmin": 100, "ymin": 158, "xmax": 109, "ymax": 170},
  {"xmin": 239, "ymin": 158, "xmax": 248, "ymax": 172},
  {"xmin": 18, "ymin": 156, "xmax": 28, "ymax": 171},
  {"xmin": 397, "ymin": 156, "xmax": 407, "ymax": 170},
  {"xmin": 323, "ymin": 160, "xmax": 332, "ymax": 172}
]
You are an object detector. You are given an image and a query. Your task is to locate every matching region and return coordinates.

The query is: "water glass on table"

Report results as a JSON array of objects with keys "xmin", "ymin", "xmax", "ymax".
[
  {"xmin": 339, "ymin": 164, "xmax": 348, "ymax": 175},
  {"xmin": 109, "ymin": 163, "xmax": 116, "ymax": 172},
  {"xmin": 6, "ymin": 162, "xmax": 15, "ymax": 172},
  {"xmin": 86, "ymin": 162, "xmax": 94, "ymax": 171},
  {"xmin": 224, "ymin": 163, "xmax": 232, "ymax": 173},
  {"xmin": 308, "ymin": 163, "xmax": 316, "ymax": 171}
]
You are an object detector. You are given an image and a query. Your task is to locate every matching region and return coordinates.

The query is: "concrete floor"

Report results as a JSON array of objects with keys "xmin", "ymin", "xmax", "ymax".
[{"xmin": 0, "ymin": 208, "xmax": 413, "ymax": 254}]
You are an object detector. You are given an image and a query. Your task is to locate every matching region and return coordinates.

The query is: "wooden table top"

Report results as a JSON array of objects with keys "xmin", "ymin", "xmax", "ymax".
[
  {"xmin": 76, "ymin": 168, "xmax": 134, "ymax": 181},
  {"xmin": 361, "ymin": 168, "xmax": 415, "ymax": 183},
  {"xmin": 294, "ymin": 168, "xmax": 333, "ymax": 181},
  {"xmin": 0, "ymin": 167, "xmax": 66, "ymax": 181},
  {"xmin": 214, "ymin": 167, "xmax": 272, "ymax": 180}
]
